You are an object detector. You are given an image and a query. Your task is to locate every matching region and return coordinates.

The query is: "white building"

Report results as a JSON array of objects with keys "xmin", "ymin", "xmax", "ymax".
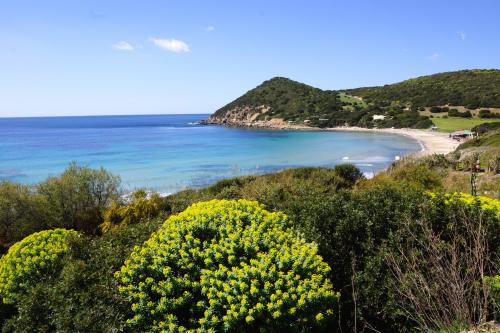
[{"xmin": 373, "ymin": 115, "xmax": 386, "ymax": 120}]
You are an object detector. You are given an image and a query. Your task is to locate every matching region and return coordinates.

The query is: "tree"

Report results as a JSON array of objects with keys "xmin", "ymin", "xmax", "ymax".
[
  {"xmin": 334, "ymin": 164, "xmax": 364, "ymax": 187},
  {"xmin": 38, "ymin": 163, "xmax": 121, "ymax": 234},
  {"xmin": 0, "ymin": 182, "xmax": 53, "ymax": 253},
  {"xmin": 116, "ymin": 199, "xmax": 338, "ymax": 332}
]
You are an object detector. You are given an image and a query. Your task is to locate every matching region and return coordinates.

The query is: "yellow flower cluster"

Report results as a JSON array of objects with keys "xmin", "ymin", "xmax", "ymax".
[
  {"xmin": 0, "ymin": 228, "xmax": 79, "ymax": 304},
  {"xmin": 428, "ymin": 192, "xmax": 500, "ymax": 217},
  {"xmin": 116, "ymin": 199, "xmax": 338, "ymax": 332}
]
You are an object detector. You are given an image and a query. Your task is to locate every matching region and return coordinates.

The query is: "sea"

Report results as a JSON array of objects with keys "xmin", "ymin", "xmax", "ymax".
[{"xmin": 0, "ymin": 114, "xmax": 422, "ymax": 194}]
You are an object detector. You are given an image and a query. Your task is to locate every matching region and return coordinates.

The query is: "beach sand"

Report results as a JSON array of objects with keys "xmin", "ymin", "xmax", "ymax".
[
  {"xmin": 203, "ymin": 119, "xmax": 460, "ymax": 156},
  {"xmin": 328, "ymin": 127, "xmax": 459, "ymax": 156}
]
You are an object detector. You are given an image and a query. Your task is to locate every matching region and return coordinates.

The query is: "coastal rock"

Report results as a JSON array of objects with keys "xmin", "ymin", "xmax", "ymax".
[{"xmin": 201, "ymin": 105, "xmax": 306, "ymax": 129}]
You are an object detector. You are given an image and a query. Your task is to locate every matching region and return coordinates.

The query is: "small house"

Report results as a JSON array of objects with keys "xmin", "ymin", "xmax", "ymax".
[{"xmin": 373, "ymin": 115, "xmax": 386, "ymax": 120}]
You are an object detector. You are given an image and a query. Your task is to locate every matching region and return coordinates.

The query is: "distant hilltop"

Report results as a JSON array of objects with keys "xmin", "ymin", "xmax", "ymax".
[{"xmin": 203, "ymin": 69, "xmax": 500, "ymax": 129}]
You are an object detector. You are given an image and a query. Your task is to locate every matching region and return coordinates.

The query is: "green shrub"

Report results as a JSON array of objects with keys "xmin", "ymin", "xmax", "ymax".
[
  {"xmin": 116, "ymin": 199, "xmax": 338, "ymax": 332},
  {"xmin": 38, "ymin": 162, "xmax": 121, "ymax": 234},
  {"xmin": 0, "ymin": 218, "xmax": 162, "ymax": 332},
  {"xmin": 389, "ymin": 163, "xmax": 443, "ymax": 189},
  {"xmin": 100, "ymin": 189, "xmax": 166, "ymax": 232},
  {"xmin": 0, "ymin": 182, "xmax": 54, "ymax": 253},
  {"xmin": 334, "ymin": 164, "xmax": 364, "ymax": 187},
  {"xmin": 0, "ymin": 229, "xmax": 79, "ymax": 304},
  {"xmin": 448, "ymin": 109, "xmax": 472, "ymax": 118},
  {"xmin": 430, "ymin": 106, "xmax": 444, "ymax": 113}
]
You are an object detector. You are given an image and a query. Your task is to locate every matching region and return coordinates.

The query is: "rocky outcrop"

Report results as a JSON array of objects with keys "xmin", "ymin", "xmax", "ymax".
[{"xmin": 198, "ymin": 105, "xmax": 310, "ymax": 129}]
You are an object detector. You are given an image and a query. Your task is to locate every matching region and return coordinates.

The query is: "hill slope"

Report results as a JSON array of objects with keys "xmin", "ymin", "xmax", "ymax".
[
  {"xmin": 345, "ymin": 69, "xmax": 500, "ymax": 108},
  {"xmin": 207, "ymin": 69, "xmax": 500, "ymax": 129},
  {"xmin": 208, "ymin": 77, "xmax": 339, "ymax": 126}
]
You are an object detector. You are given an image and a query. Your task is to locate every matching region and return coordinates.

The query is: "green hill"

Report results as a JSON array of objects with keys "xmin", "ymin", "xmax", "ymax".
[
  {"xmin": 209, "ymin": 69, "xmax": 499, "ymax": 129},
  {"xmin": 345, "ymin": 69, "xmax": 500, "ymax": 108},
  {"xmin": 211, "ymin": 77, "xmax": 339, "ymax": 122}
]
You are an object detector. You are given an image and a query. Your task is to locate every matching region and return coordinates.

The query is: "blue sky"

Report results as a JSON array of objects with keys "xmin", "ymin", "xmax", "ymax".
[{"xmin": 0, "ymin": 0, "xmax": 499, "ymax": 117}]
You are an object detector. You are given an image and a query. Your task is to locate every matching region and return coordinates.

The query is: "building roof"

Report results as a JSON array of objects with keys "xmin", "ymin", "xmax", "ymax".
[{"xmin": 451, "ymin": 130, "xmax": 473, "ymax": 136}]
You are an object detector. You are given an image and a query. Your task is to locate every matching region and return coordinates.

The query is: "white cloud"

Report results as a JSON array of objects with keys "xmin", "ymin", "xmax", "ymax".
[
  {"xmin": 205, "ymin": 25, "xmax": 215, "ymax": 32},
  {"xmin": 426, "ymin": 53, "xmax": 441, "ymax": 61},
  {"xmin": 458, "ymin": 31, "xmax": 466, "ymax": 41},
  {"xmin": 149, "ymin": 37, "xmax": 190, "ymax": 53},
  {"xmin": 112, "ymin": 41, "xmax": 134, "ymax": 51}
]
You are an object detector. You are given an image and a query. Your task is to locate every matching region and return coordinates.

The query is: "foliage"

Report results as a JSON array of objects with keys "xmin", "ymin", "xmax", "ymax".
[
  {"xmin": 486, "ymin": 275, "xmax": 500, "ymax": 307},
  {"xmin": 448, "ymin": 108, "xmax": 472, "ymax": 118},
  {"xmin": 429, "ymin": 192, "xmax": 500, "ymax": 217},
  {"xmin": 471, "ymin": 121, "xmax": 500, "ymax": 135},
  {"xmin": 0, "ymin": 163, "xmax": 122, "ymax": 254},
  {"xmin": 38, "ymin": 162, "xmax": 121, "ymax": 234},
  {"xmin": 0, "ymin": 182, "xmax": 53, "ymax": 253},
  {"xmin": 211, "ymin": 77, "xmax": 434, "ymax": 129},
  {"xmin": 116, "ymin": 200, "xmax": 338, "ymax": 332},
  {"xmin": 430, "ymin": 106, "xmax": 446, "ymax": 113},
  {"xmin": 478, "ymin": 109, "xmax": 500, "ymax": 119},
  {"xmin": 212, "ymin": 77, "xmax": 339, "ymax": 123},
  {"xmin": 0, "ymin": 229, "xmax": 79, "ymax": 304},
  {"xmin": 458, "ymin": 130, "xmax": 500, "ymax": 149},
  {"xmin": 385, "ymin": 193, "xmax": 500, "ymax": 331},
  {"xmin": 100, "ymin": 189, "xmax": 167, "ymax": 232},
  {"xmin": 376, "ymin": 109, "xmax": 433, "ymax": 129},
  {"xmin": 346, "ymin": 69, "xmax": 500, "ymax": 108},
  {"xmin": 0, "ymin": 160, "xmax": 499, "ymax": 332},
  {"xmin": 333, "ymin": 164, "xmax": 364, "ymax": 187},
  {"xmin": 1, "ymin": 217, "xmax": 161, "ymax": 332},
  {"xmin": 386, "ymin": 161, "xmax": 444, "ymax": 190}
]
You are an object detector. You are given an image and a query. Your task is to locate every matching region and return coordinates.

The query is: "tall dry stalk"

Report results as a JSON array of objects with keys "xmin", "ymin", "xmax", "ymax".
[{"xmin": 386, "ymin": 206, "xmax": 498, "ymax": 332}]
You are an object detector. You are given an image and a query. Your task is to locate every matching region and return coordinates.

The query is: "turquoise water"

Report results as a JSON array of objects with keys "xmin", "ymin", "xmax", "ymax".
[{"xmin": 0, "ymin": 114, "xmax": 421, "ymax": 193}]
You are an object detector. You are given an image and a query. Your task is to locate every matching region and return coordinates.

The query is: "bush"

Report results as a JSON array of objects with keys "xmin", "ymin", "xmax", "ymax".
[
  {"xmin": 333, "ymin": 164, "xmax": 364, "ymax": 187},
  {"xmin": 38, "ymin": 162, "xmax": 121, "ymax": 234},
  {"xmin": 388, "ymin": 163, "xmax": 443, "ymax": 190},
  {"xmin": 448, "ymin": 109, "xmax": 472, "ymax": 118},
  {"xmin": 385, "ymin": 193, "xmax": 500, "ymax": 331},
  {"xmin": 430, "ymin": 106, "xmax": 444, "ymax": 113},
  {"xmin": 116, "ymin": 200, "xmax": 338, "ymax": 332},
  {"xmin": 100, "ymin": 189, "xmax": 166, "ymax": 232},
  {"xmin": 0, "ymin": 219, "xmax": 162, "ymax": 332},
  {"xmin": 479, "ymin": 109, "xmax": 500, "ymax": 118},
  {"xmin": 0, "ymin": 182, "xmax": 53, "ymax": 253},
  {"xmin": 0, "ymin": 229, "xmax": 79, "ymax": 304}
]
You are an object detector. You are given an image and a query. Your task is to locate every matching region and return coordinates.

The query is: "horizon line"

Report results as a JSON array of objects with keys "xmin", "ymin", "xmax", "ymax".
[{"xmin": 0, "ymin": 112, "xmax": 212, "ymax": 119}]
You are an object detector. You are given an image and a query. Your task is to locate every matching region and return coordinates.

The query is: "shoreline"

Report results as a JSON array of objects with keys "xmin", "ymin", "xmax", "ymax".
[
  {"xmin": 201, "ymin": 121, "xmax": 459, "ymax": 156},
  {"xmin": 325, "ymin": 126, "xmax": 459, "ymax": 156}
]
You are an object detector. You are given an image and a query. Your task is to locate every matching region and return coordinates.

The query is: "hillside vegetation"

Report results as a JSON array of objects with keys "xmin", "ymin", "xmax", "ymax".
[
  {"xmin": 211, "ymin": 77, "xmax": 339, "ymax": 122},
  {"xmin": 209, "ymin": 69, "xmax": 500, "ymax": 130},
  {"xmin": 0, "ymin": 157, "xmax": 498, "ymax": 333},
  {"xmin": 210, "ymin": 77, "xmax": 432, "ymax": 128},
  {"xmin": 345, "ymin": 69, "xmax": 500, "ymax": 108}
]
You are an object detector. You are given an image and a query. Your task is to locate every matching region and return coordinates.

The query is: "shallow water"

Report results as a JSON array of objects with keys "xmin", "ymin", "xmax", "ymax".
[{"xmin": 0, "ymin": 114, "xmax": 421, "ymax": 193}]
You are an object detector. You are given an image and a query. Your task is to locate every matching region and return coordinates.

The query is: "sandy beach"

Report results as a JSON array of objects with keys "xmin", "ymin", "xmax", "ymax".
[
  {"xmin": 328, "ymin": 127, "xmax": 459, "ymax": 156},
  {"xmin": 207, "ymin": 119, "xmax": 461, "ymax": 156}
]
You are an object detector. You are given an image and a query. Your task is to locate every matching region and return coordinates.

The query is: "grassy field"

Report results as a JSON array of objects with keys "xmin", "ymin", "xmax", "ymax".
[
  {"xmin": 431, "ymin": 117, "xmax": 500, "ymax": 132},
  {"xmin": 338, "ymin": 92, "xmax": 367, "ymax": 110}
]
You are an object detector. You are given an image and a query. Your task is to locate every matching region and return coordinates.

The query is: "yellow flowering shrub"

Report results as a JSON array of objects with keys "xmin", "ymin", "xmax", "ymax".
[
  {"xmin": 100, "ymin": 189, "xmax": 164, "ymax": 232},
  {"xmin": 0, "ymin": 228, "xmax": 79, "ymax": 304},
  {"xmin": 428, "ymin": 192, "xmax": 500, "ymax": 218},
  {"xmin": 116, "ymin": 199, "xmax": 338, "ymax": 332}
]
